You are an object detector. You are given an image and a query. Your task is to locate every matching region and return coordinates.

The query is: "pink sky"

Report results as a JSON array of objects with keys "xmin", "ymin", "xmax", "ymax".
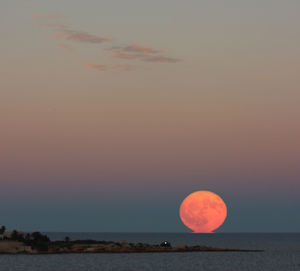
[{"xmin": 0, "ymin": 0, "xmax": 299, "ymax": 232}]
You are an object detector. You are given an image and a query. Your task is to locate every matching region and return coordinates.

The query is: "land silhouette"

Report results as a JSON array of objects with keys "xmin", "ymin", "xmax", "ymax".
[{"xmin": 0, "ymin": 226, "xmax": 263, "ymax": 254}]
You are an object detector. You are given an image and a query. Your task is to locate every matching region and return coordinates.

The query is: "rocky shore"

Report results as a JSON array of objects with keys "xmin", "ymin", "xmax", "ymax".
[
  {"xmin": 0, "ymin": 239, "xmax": 263, "ymax": 254},
  {"xmin": 0, "ymin": 227, "xmax": 263, "ymax": 254}
]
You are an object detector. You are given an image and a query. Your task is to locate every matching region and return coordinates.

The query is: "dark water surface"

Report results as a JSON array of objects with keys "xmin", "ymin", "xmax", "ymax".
[{"xmin": 0, "ymin": 233, "xmax": 299, "ymax": 271}]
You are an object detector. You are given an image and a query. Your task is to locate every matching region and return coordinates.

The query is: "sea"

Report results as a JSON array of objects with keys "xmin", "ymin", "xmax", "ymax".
[{"xmin": 0, "ymin": 233, "xmax": 299, "ymax": 271}]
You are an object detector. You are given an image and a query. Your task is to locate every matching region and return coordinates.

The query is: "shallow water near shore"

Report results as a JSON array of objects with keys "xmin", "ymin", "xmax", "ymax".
[{"xmin": 0, "ymin": 233, "xmax": 299, "ymax": 271}]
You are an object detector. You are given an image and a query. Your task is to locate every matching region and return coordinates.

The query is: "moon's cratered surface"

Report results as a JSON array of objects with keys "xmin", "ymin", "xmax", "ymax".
[{"xmin": 179, "ymin": 191, "xmax": 227, "ymax": 233}]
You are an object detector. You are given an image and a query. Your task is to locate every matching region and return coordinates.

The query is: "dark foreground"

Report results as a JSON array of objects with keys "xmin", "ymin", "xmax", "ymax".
[
  {"xmin": 0, "ymin": 239, "xmax": 263, "ymax": 254},
  {"xmin": 0, "ymin": 231, "xmax": 263, "ymax": 254},
  {"xmin": 1, "ymin": 233, "xmax": 298, "ymax": 271}
]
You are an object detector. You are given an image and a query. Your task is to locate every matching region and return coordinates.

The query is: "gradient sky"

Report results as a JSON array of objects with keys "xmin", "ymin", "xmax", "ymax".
[{"xmin": 1, "ymin": 0, "xmax": 299, "ymax": 232}]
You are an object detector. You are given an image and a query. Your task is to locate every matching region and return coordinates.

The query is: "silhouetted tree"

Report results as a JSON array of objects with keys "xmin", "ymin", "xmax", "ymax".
[
  {"xmin": 0, "ymin": 226, "xmax": 5, "ymax": 240},
  {"xmin": 23, "ymin": 233, "xmax": 31, "ymax": 245},
  {"xmin": 11, "ymin": 230, "xmax": 18, "ymax": 241},
  {"xmin": 64, "ymin": 236, "xmax": 70, "ymax": 243},
  {"xmin": 30, "ymin": 232, "xmax": 50, "ymax": 251},
  {"xmin": 17, "ymin": 231, "xmax": 25, "ymax": 241},
  {"xmin": 0, "ymin": 226, "xmax": 6, "ymax": 235},
  {"xmin": 31, "ymin": 232, "xmax": 50, "ymax": 242}
]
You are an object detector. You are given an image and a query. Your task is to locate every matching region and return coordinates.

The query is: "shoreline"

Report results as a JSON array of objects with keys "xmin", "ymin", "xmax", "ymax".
[
  {"xmin": 0, "ymin": 229, "xmax": 264, "ymax": 254},
  {"xmin": 0, "ymin": 240, "xmax": 263, "ymax": 254}
]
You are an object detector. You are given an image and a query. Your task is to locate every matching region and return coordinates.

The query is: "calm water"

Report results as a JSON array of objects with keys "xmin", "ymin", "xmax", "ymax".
[{"xmin": 0, "ymin": 233, "xmax": 299, "ymax": 271}]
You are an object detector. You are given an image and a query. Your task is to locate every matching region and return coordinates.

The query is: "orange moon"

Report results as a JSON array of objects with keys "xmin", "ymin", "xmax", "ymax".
[{"xmin": 179, "ymin": 191, "xmax": 227, "ymax": 233}]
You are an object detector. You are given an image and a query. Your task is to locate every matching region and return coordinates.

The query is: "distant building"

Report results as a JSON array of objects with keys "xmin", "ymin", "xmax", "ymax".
[{"xmin": 160, "ymin": 241, "xmax": 171, "ymax": 247}]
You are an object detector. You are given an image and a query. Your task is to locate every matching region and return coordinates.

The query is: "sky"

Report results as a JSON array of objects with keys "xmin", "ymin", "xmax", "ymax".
[{"xmin": 0, "ymin": 0, "xmax": 299, "ymax": 232}]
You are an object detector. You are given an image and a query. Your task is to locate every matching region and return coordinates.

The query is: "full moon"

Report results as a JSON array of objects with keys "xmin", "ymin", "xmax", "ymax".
[{"xmin": 179, "ymin": 191, "xmax": 227, "ymax": 233}]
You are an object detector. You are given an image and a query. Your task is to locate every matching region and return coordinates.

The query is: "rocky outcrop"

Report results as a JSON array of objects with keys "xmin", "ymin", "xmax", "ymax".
[{"xmin": 0, "ymin": 240, "xmax": 263, "ymax": 254}]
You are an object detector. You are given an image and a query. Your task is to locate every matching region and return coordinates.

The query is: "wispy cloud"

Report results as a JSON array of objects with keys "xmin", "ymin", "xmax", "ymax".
[
  {"xmin": 85, "ymin": 63, "xmax": 144, "ymax": 72},
  {"xmin": 56, "ymin": 43, "xmax": 73, "ymax": 51},
  {"xmin": 109, "ymin": 52, "xmax": 145, "ymax": 60},
  {"xmin": 143, "ymin": 56, "xmax": 182, "ymax": 63},
  {"xmin": 108, "ymin": 45, "xmax": 166, "ymax": 54},
  {"xmin": 52, "ymin": 29, "xmax": 112, "ymax": 44},
  {"xmin": 33, "ymin": 13, "xmax": 111, "ymax": 44},
  {"xmin": 106, "ymin": 44, "xmax": 181, "ymax": 63},
  {"xmin": 33, "ymin": 11, "xmax": 182, "ymax": 71},
  {"xmin": 109, "ymin": 51, "xmax": 182, "ymax": 63}
]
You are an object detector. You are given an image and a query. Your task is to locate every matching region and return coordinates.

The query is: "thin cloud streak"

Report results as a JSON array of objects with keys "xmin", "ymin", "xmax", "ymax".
[
  {"xmin": 85, "ymin": 63, "xmax": 144, "ymax": 72},
  {"xmin": 108, "ymin": 45, "xmax": 166, "ymax": 54},
  {"xmin": 109, "ymin": 52, "xmax": 182, "ymax": 63},
  {"xmin": 58, "ymin": 29, "xmax": 112, "ymax": 44},
  {"xmin": 143, "ymin": 56, "xmax": 182, "ymax": 63},
  {"xmin": 107, "ymin": 44, "xmax": 181, "ymax": 63},
  {"xmin": 47, "ymin": 29, "xmax": 111, "ymax": 44},
  {"xmin": 32, "ymin": 11, "xmax": 182, "ymax": 69},
  {"xmin": 33, "ymin": 13, "xmax": 111, "ymax": 44},
  {"xmin": 109, "ymin": 52, "xmax": 145, "ymax": 59}
]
